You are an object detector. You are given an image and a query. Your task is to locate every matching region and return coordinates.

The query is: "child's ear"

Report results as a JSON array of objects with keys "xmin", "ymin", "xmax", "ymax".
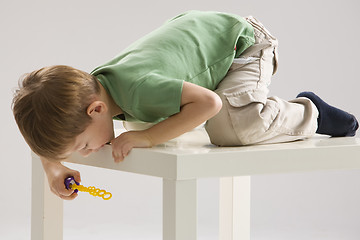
[{"xmin": 86, "ymin": 101, "xmax": 108, "ymax": 116}]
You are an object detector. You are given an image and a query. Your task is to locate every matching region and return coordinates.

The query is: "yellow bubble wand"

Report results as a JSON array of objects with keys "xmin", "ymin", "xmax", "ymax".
[{"xmin": 65, "ymin": 177, "xmax": 112, "ymax": 200}]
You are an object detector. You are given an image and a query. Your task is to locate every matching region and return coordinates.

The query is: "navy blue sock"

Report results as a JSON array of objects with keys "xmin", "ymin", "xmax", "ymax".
[{"xmin": 297, "ymin": 92, "xmax": 358, "ymax": 137}]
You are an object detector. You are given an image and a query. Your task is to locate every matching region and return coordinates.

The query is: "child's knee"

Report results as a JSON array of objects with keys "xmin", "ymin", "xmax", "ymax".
[
  {"xmin": 206, "ymin": 100, "xmax": 280, "ymax": 146},
  {"xmin": 205, "ymin": 103, "xmax": 241, "ymax": 146}
]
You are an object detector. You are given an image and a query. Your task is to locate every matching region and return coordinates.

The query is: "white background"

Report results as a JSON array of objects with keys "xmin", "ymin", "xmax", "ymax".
[{"xmin": 1, "ymin": 0, "xmax": 360, "ymax": 239}]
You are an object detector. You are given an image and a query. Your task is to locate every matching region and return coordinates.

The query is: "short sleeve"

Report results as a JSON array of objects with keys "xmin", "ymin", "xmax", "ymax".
[{"xmin": 130, "ymin": 74, "xmax": 184, "ymax": 123}]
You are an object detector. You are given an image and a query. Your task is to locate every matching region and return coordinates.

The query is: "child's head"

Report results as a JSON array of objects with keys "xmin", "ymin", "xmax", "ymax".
[{"xmin": 13, "ymin": 65, "xmax": 101, "ymax": 160}]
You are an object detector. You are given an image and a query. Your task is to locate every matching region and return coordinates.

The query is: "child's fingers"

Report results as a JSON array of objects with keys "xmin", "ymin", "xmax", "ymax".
[
  {"xmin": 111, "ymin": 134, "xmax": 134, "ymax": 162},
  {"xmin": 112, "ymin": 145, "xmax": 133, "ymax": 162},
  {"xmin": 60, "ymin": 191, "xmax": 78, "ymax": 200},
  {"xmin": 112, "ymin": 150, "xmax": 124, "ymax": 163},
  {"xmin": 51, "ymin": 185, "xmax": 77, "ymax": 200},
  {"xmin": 72, "ymin": 171, "xmax": 81, "ymax": 183},
  {"xmin": 122, "ymin": 143, "xmax": 133, "ymax": 157}
]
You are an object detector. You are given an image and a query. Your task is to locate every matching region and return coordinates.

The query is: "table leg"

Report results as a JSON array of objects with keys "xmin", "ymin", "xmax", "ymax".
[
  {"xmin": 163, "ymin": 179, "xmax": 197, "ymax": 240},
  {"xmin": 31, "ymin": 153, "xmax": 63, "ymax": 240},
  {"xmin": 219, "ymin": 176, "xmax": 251, "ymax": 240}
]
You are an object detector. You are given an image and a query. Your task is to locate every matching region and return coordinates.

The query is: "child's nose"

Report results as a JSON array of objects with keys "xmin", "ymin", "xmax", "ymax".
[{"xmin": 94, "ymin": 144, "xmax": 105, "ymax": 152}]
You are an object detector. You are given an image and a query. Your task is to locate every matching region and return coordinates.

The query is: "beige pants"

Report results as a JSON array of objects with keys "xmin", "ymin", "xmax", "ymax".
[{"xmin": 205, "ymin": 16, "xmax": 319, "ymax": 146}]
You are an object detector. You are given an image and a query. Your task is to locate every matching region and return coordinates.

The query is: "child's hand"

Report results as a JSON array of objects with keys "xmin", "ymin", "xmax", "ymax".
[
  {"xmin": 41, "ymin": 157, "xmax": 81, "ymax": 200},
  {"xmin": 49, "ymin": 166, "xmax": 81, "ymax": 200},
  {"xmin": 111, "ymin": 130, "xmax": 153, "ymax": 162}
]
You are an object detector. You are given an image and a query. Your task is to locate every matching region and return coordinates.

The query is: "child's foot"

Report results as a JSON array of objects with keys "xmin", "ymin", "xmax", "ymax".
[{"xmin": 297, "ymin": 91, "xmax": 359, "ymax": 137}]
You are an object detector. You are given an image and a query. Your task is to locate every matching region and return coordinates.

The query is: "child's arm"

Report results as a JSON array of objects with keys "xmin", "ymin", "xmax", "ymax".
[
  {"xmin": 40, "ymin": 157, "xmax": 81, "ymax": 200},
  {"xmin": 111, "ymin": 81, "xmax": 222, "ymax": 162}
]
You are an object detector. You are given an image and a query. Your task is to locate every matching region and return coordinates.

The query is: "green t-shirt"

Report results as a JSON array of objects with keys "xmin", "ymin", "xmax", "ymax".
[{"xmin": 90, "ymin": 10, "xmax": 255, "ymax": 123}]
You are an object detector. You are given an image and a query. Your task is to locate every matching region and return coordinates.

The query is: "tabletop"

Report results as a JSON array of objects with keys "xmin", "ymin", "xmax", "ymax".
[{"xmin": 65, "ymin": 128, "xmax": 360, "ymax": 180}]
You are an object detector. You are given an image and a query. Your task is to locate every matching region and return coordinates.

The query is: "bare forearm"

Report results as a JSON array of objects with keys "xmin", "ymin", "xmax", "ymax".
[
  {"xmin": 111, "ymin": 82, "xmax": 222, "ymax": 162},
  {"xmin": 40, "ymin": 156, "xmax": 62, "ymax": 173},
  {"xmin": 144, "ymin": 95, "xmax": 221, "ymax": 145}
]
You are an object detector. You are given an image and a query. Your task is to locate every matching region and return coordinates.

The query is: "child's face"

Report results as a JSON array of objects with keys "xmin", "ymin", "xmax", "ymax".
[
  {"xmin": 74, "ymin": 117, "xmax": 114, "ymax": 157},
  {"xmin": 69, "ymin": 103, "xmax": 115, "ymax": 157}
]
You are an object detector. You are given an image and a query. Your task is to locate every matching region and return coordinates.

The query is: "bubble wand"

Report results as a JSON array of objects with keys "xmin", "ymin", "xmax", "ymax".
[{"xmin": 64, "ymin": 177, "xmax": 112, "ymax": 200}]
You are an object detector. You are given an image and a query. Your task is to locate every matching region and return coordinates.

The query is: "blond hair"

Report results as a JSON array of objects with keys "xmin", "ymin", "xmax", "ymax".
[{"xmin": 12, "ymin": 65, "xmax": 100, "ymax": 160}]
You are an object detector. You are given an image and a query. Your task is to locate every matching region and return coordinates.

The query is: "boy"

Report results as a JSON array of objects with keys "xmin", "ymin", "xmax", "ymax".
[{"xmin": 13, "ymin": 11, "xmax": 358, "ymax": 200}]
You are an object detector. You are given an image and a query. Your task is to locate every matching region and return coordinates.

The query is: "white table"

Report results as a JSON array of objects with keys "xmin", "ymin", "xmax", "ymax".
[{"xmin": 31, "ymin": 128, "xmax": 360, "ymax": 240}]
